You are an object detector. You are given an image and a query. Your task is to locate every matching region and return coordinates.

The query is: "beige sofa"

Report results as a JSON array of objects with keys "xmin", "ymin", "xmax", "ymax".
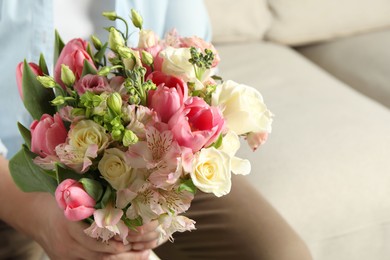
[{"xmin": 205, "ymin": 1, "xmax": 390, "ymax": 259}]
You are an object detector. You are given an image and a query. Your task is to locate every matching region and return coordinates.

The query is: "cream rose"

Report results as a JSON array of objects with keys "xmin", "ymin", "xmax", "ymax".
[
  {"xmin": 68, "ymin": 120, "xmax": 109, "ymax": 153},
  {"xmin": 98, "ymin": 148, "xmax": 138, "ymax": 190},
  {"xmin": 212, "ymin": 80, "xmax": 273, "ymax": 135},
  {"xmin": 159, "ymin": 47, "xmax": 195, "ymax": 81},
  {"xmin": 219, "ymin": 131, "xmax": 251, "ymax": 176},
  {"xmin": 191, "ymin": 147, "xmax": 231, "ymax": 197},
  {"xmin": 138, "ymin": 29, "xmax": 158, "ymax": 49}
]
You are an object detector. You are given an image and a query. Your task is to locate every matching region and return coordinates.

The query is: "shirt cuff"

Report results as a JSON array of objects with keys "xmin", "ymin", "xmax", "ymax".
[{"xmin": 0, "ymin": 139, "xmax": 8, "ymax": 157}]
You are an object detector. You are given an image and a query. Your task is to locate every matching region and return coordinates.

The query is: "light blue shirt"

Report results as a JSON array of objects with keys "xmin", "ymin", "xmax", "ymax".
[{"xmin": 0, "ymin": 0, "xmax": 211, "ymax": 159}]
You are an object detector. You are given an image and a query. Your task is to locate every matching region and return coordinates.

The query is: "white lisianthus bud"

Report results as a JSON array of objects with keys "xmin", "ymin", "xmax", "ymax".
[
  {"xmin": 131, "ymin": 9, "xmax": 143, "ymax": 29},
  {"xmin": 37, "ymin": 76, "xmax": 56, "ymax": 88},
  {"xmin": 102, "ymin": 11, "xmax": 117, "ymax": 21},
  {"xmin": 107, "ymin": 92, "xmax": 122, "ymax": 115},
  {"xmin": 91, "ymin": 35, "xmax": 103, "ymax": 50},
  {"xmin": 61, "ymin": 64, "xmax": 75, "ymax": 86},
  {"xmin": 190, "ymin": 147, "xmax": 231, "ymax": 197},
  {"xmin": 98, "ymin": 148, "xmax": 137, "ymax": 190},
  {"xmin": 109, "ymin": 27, "xmax": 124, "ymax": 53},
  {"xmin": 141, "ymin": 50, "xmax": 154, "ymax": 66}
]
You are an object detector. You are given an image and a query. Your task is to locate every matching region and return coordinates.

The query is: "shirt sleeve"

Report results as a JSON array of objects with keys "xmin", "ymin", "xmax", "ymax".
[{"xmin": 0, "ymin": 139, "xmax": 8, "ymax": 158}]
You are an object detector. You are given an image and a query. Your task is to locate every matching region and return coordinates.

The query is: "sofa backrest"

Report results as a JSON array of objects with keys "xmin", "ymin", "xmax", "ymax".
[
  {"xmin": 204, "ymin": 0, "xmax": 271, "ymax": 43},
  {"xmin": 205, "ymin": 0, "xmax": 390, "ymax": 46}
]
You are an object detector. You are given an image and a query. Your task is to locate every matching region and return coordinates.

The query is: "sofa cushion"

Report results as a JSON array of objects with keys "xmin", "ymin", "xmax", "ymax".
[
  {"xmin": 297, "ymin": 29, "xmax": 390, "ymax": 108},
  {"xmin": 204, "ymin": 0, "xmax": 271, "ymax": 43},
  {"xmin": 266, "ymin": 0, "xmax": 390, "ymax": 46},
  {"xmin": 216, "ymin": 42, "xmax": 390, "ymax": 260}
]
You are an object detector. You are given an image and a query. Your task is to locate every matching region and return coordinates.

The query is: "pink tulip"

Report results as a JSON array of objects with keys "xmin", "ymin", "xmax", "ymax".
[
  {"xmin": 55, "ymin": 179, "xmax": 96, "ymax": 221},
  {"xmin": 74, "ymin": 74, "xmax": 110, "ymax": 95},
  {"xmin": 147, "ymin": 72, "xmax": 188, "ymax": 123},
  {"xmin": 15, "ymin": 62, "xmax": 44, "ymax": 100},
  {"xmin": 30, "ymin": 113, "xmax": 68, "ymax": 158},
  {"xmin": 168, "ymin": 97, "xmax": 225, "ymax": 152},
  {"xmin": 54, "ymin": 38, "xmax": 96, "ymax": 88}
]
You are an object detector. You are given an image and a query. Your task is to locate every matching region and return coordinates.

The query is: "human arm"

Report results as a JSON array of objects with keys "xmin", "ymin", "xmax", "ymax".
[{"xmin": 0, "ymin": 155, "xmax": 154, "ymax": 260}]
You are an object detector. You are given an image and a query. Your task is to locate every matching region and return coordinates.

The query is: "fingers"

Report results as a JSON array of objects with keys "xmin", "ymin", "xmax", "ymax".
[
  {"xmin": 69, "ymin": 221, "xmax": 132, "ymax": 254},
  {"xmin": 130, "ymin": 220, "xmax": 159, "ymax": 235},
  {"xmin": 103, "ymin": 250, "xmax": 151, "ymax": 260}
]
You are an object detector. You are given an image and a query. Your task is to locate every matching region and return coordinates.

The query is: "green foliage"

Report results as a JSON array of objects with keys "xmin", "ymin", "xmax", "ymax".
[
  {"xmin": 178, "ymin": 178, "xmax": 197, "ymax": 194},
  {"xmin": 79, "ymin": 178, "xmax": 103, "ymax": 202},
  {"xmin": 54, "ymin": 30, "xmax": 65, "ymax": 65},
  {"xmin": 17, "ymin": 122, "xmax": 31, "ymax": 149},
  {"xmin": 9, "ymin": 146, "xmax": 57, "ymax": 194},
  {"xmin": 22, "ymin": 60, "xmax": 56, "ymax": 120},
  {"xmin": 39, "ymin": 53, "xmax": 49, "ymax": 75}
]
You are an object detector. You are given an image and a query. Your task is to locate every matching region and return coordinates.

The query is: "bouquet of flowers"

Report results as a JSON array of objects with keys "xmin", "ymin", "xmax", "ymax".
[{"xmin": 10, "ymin": 9, "xmax": 273, "ymax": 244}]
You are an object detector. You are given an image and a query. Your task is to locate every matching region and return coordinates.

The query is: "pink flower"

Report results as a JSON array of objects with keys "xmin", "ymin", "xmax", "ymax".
[
  {"xmin": 55, "ymin": 179, "xmax": 96, "ymax": 221},
  {"xmin": 147, "ymin": 72, "xmax": 188, "ymax": 123},
  {"xmin": 180, "ymin": 36, "xmax": 220, "ymax": 67},
  {"xmin": 246, "ymin": 132, "xmax": 269, "ymax": 151},
  {"xmin": 74, "ymin": 74, "xmax": 110, "ymax": 95},
  {"xmin": 84, "ymin": 205, "xmax": 129, "ymax": 245},
  {"xmin": 168, "ymin": 97, "xmax": 225, "ymax": 152},
  {"xmin": 54, "ymin": 38, "xmax": 96, "ymax": 88},
  {"xmin": 15, "ymin": 62, "xmax": 44, "ymax": 100},
  {"xmin": 30, "ymin": 113, "xmax": 68, "ymax": 158}
]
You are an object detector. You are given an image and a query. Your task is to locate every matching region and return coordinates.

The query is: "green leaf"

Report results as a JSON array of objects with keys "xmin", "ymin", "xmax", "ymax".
[
  {"xmin": 81, "ymin": 60, "xmax": 97, "ymax": 77},
  {"xmin": 178, "ymin": 178, "xmax": 197, "ymax": 194},
  {"xmin": 9, "ymin": 146, "xmax": 57, "ymax": 194},
  {"xmin": 55, "ymin": 164, "xmax": 83, "ymax": 184},
  {"xmin": 39, "ymin": 53, "xmax": 49, "ymax": 75},
  {"xmin": 17, "ymin": 122, "xmax": 31, "ymax": 149},
  {"xmin": 94, "ymin": 42, "xmax": 108, "ymax": 64},
  {"xmin": 22, "ymin": 60, "xmax": 56, "ymax": 120},
  {"xmin": 100, "ymin": 185, "xmax": 113, "ymax": 208},
  {"xmin": 123, "ymin": 216, "xmax": 143, "ymax": 230},
  {"xmin": 54, "ymin": 30, "xmax": 65, "ymax": 65},
  {"xmin": 79, "ymin": 178, "xmax": 103, "ymax": 202}
]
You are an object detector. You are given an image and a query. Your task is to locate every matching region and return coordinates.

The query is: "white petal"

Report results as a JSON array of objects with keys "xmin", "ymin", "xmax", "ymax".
[{"xmin": 231, "ymin": 157, "xmax": 251, "ymax": 175}]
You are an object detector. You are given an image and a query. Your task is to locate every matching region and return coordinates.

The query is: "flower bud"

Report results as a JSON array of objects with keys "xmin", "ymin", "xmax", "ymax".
[
  {"xmin": 37, "ymin": 76, "xmax": 56, "ymax": 88},
  {"xmin": 123, "ymin": 130, "xmax": 138, "ymax": 146},
  {"xmin": 51, "ymin": 95, "xmax": 65, "ymax": 106},
  {"xmin": 97, "ymin": 66, "xmax": 111, "ymax": 76},
  {"xmin": 91, "ymin": 35, "xmax": 103, "ymax": 50},
  {"xmin": 117, "ymin": 46, "xmax": 134, "ymax": 59},
  {"xmin": 61, "ymin": 64, "xmax": 75, "ymax": 86},
  {"xmin": 107, "ymin": 92, "xmax": 122, "ymax": 115},
  {"xmin": 131, "ymin": 9, "xmax": 143, "ymax": 29},
  {"xmin": 102, "ymin": 11, "xmax": 117, "ymax": 21},
  {"xmin": 111, "ymin": 129, "xmax": 122, "ymax": 141},
  {"xmin": 109, "ymin": 27, "xmax": 124, "ymax": 53},
  {"xmin": 141, "ymin": 50, "xmax": 154, "ymax": 66}
]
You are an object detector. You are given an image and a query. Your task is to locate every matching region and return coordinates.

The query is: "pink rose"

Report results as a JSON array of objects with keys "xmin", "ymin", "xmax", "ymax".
[
  {"xmin": 54, "ymin": 38, "xmax": 96, "ymax": 88},
  {"xmin": 147, "ymin": 72, "xmax": 188, "ymax": 123},
  {"xmin": 168, "ymin": 97, "xmax": 225, "ymax": 152},
  {"xmin": 180, "ymin": 36, "xmax": 220, "ymax": 67},
  {"xmin": 30, "ymin": 113, "xmax": 68, "ymax": 158},
  {"xmin": 15, "ymin": 62, "xmax": 44, "ymax": 100},
  {"xmin": 74, "ymin": 74, "xmax": 110, "ymax": 95},
  {"xmin": 55, "ymin": 179, "xmax": 96, "ymax": 221}
]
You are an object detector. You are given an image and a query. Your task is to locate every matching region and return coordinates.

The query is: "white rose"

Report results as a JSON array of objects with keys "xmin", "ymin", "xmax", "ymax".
[
  {"xmin": 159, "ymin": 47, "xmax": 195, "ymax": 80},
  {"xmin": 98, "ymin": 148, "xmax": 138, "ymax": 190},
  {"xmin": 138, "ymin": 29, "xmax": 158, "ymax": 48},
  {"xmin": 68, "ymin": 120, "xmax": 109, "ymax": 153},
  {"xmin": 191, "ymin": 147, "xmax": 231, "ymax": 197},
  {"xmin": 212, "ymin": 80, "xmax": 273, "ymax": 135},
  {"xmin": 219, "ymin": 131, "xmax": 251, "ymax": 176}
]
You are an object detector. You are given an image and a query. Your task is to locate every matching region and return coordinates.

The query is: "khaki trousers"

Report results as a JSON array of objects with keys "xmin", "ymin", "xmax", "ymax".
[{"xmin": 1, "ymin": 176, "xmax": 311, "ymax": 260}]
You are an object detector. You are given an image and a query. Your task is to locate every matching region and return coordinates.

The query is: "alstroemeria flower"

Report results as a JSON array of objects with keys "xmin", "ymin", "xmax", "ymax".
[{"xmin": 84, "ymin": 205, "xmax": 129, "ymax": 245}]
